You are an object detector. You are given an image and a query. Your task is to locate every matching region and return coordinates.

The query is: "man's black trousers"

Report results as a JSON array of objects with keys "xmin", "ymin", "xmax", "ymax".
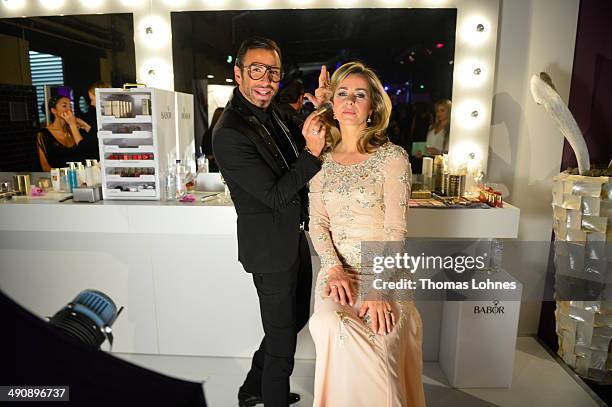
[{"xmin": 240, "ymin": 231, "xmax": 312, "ymax": 406}]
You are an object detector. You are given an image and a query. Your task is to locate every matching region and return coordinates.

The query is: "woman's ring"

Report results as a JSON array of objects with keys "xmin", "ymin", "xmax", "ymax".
[
  {"xmin": 312, "ymin": 129, "xmax": 319, "ymax": 136},
  {"xmin": 386, "ymin": 309, "xmax": 393, "ymax": 315}
]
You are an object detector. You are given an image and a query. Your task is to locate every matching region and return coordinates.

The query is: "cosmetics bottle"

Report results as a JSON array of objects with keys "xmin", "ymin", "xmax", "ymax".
[
  {"xmin": 67, "ymin": 162, "xmax": 78, "ymax": 192},
  {"xmin": 433, "ymin": 155, "xmax": 444, "ymax": 193},
  {"xmin": 174, "ymin": 159, "xmax": 186, "ymax": 198},
  {"xmin": 197, "ymin": 155, "xmax": 209, "ymax": 174},
  {"xmin": 91, "ymin": 159, "xmax": 102, "ymax": 185},
  {"xmin": 165, "ymin": 161, "xmax": 176, "ymax": 201},
  {"xmin": 50, "ymin": 168, "xmax": 61, "ymax": 191},
  {"xmin": 76, "ymin": 162, "xmax": 86, "ymax": 187},
  {"xmin": 60, "ymin": 168, "xmax": 69, "ymax": 192},
  {"xmin": 422, "ymin": 157, "xmax": 433, "ymax": 191},
  {"xmin": 84, "ymin": 160, "xmax": 95, "ymax": 186}
]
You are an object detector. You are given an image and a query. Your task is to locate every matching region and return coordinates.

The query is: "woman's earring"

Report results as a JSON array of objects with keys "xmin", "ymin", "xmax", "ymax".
[
  {"xmin": 367, "ymin": 115, "xmax": 372, "ymax": 123},
  {"xmin": 333, "ymin": 112, "xmax": 337, "ymax": 120}
]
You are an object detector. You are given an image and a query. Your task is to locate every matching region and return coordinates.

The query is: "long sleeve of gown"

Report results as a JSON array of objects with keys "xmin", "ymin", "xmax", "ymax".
[
  {"xmin": 308, "ymin": 169, "xmax": 343, "ymax": 274},
  {"xmin": 383, "ymin": 149, "xmax": 411, "ymax": 241}
]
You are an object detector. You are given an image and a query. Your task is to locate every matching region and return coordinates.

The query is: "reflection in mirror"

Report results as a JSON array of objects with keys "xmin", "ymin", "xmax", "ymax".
[
  {"xmin": 0, "ymin": 14, "xmax": 136, "ymax": 171},
  {"xmin": 171, "ymin": 9, "xmax": 456, "ymax": 173}
]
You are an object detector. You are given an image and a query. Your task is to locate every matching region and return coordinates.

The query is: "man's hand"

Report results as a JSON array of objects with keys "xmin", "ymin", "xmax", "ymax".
[
  {"xmin": 323, "ymin": 265, "xmax": 354, "ymax": 306},
  {"xmin": 302, "ymin": 112, "xmax": 326, "ymax": 157},
  {"xmin": 304, "ymin": 65, "xmax": 332, "ymax": 109}
]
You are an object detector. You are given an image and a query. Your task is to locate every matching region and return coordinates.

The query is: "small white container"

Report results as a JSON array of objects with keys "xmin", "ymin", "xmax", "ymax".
[
  {"xmin": 50, "ymin": 168, "xmax": 61, "ymax": 191},
  {"xmin": 84, "ymin": 159, "xmax": 95, "ymax": 187}
]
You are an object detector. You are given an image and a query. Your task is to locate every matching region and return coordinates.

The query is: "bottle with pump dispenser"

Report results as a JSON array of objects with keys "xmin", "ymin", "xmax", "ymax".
[
  {"xmin": 91, "ymin": 159, "xmax": 101, "ymax": 185},
  {"xmin": 76, "ymin": 162, "xmax": 86, "ymax": 187},
  {"xmin": 67, "ymin": 162, "xmax": 78, "ymax": 192},
  {"xmin": 84, "ymin": 160, "xmax": 95, "ymax": 187}
]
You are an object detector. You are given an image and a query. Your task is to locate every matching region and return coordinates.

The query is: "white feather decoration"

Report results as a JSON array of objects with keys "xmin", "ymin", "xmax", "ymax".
[{"xmin": 530, "ymin": 73, "xmax": 590, "ymax": 174}]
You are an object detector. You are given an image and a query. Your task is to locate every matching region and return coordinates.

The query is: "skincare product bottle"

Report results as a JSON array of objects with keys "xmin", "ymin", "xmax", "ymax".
[
  {"xmin": 50, "ymin": 168, "xmax": 61, "ymax": 191},
  {"xmin": 422, "ymin": 157, "xmax": 433, "ymax": 191},
  {"xmin": 76, "ymin": 162, "xmax": 86, "ymax": 187},
  {"xmin": 60, "ymin": 168, "xmax": 69, "ymax": 192},
  {"xmin": 165, "ymin": 161, "xmax": 176, "ymax": 201},
  {"xmin": 67, "ymin": 162, "xmax": 78, "ymax": 192},
  {"xmin": 91, "ymin": 159, "xmax": 101, "ymax": 185},
  {"xmin": 197, "ymin": 155, "xmax": 209, "ymax": 174},
  {"xmin": 433, "ymin": 155, "xmax": 444, "ymax": 193},
  {"xmin": 175, "ymin": 159, "xmax": 186, "ymax": 198},
  {"xmin": 84, "ymin": 160, "xmax": 95, "ymax": 187}
]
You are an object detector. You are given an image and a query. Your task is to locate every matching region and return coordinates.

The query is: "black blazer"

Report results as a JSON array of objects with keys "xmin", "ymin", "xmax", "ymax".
[{"xmin": 212, "ymin": 90, "xmax": 321, "ymax": 274}]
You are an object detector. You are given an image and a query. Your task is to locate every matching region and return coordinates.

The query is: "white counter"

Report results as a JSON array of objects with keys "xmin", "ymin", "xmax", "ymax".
[{"xmin": 0, "ymin": 193, "xmax": 520, "ymax": 363}]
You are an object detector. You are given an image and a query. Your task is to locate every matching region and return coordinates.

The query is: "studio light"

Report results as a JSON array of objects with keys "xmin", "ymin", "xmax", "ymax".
[{"xmin": 48, "ymin": 289, "xmax": 123, "ymax": 349}]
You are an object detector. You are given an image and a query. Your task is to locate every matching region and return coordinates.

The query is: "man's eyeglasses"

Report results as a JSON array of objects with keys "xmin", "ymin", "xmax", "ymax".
[{"xmin": 241, "ymin": 63, "xmax": 283, "ymax": 83}]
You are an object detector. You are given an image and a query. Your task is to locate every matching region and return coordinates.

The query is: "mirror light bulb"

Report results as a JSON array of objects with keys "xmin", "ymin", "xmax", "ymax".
[
  {"xmin": 2, "ymin": 0, "xmax": 26, "ymax": 10},
  {"xmin": 40, "ymin": 0, "xmax": 65, "ymax": 10},
  {"xmin": 138, "ymin": 15, "xmax": 170, "ymax": 49},
  {"xmin": 455, "ymin": 100, "xmax": 485, "ymax": 129},
  {"xmin": 461, "ymin": 17, "xmax": 490, "ymax": 46}
]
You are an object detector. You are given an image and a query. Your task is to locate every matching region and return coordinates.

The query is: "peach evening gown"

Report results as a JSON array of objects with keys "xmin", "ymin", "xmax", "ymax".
[{"xmin": 308, "ymin": 142, "xmax": 426, "ymax": 407}]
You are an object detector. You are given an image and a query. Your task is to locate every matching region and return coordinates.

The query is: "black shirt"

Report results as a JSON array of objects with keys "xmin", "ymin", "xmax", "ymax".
[{"xmin": 235, "ymin": 89, "xmax": 298, "ymax": 168}]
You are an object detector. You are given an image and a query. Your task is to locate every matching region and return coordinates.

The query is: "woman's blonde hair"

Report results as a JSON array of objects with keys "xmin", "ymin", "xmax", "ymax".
[
  {"xmin": 320, "ymin": 61, "xmax": 391, "ymax": 154},
  {"xmin": 432, "ymin": 99, "xmax": 452, "ymax": 132}
]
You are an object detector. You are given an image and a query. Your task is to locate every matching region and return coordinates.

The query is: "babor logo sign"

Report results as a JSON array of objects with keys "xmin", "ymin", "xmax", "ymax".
[
  {"xmin": 474, "ymin": 300, "xmax": 505, "ymax": 315},
  {"xmin": 161, "ymin": 106, "xmax": 172, "ymax": 120}
]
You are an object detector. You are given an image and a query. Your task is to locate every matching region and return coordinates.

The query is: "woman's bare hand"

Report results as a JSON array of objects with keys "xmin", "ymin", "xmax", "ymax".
[
  {"xmin": 359, "ymin": 301, "xmax": 396, "ymax": 335},
  {"xmin": 60, "ymin": 110, "xmax": 77, "ymax": 127},
  {"xmin": 324, "ymin": 265, "xmax": 354, "ymax": 307}
]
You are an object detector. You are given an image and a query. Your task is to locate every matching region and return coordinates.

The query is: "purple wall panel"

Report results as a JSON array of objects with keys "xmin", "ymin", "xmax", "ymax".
[{"xmin": 563, "ymin": 0, "xmax": 612, "ymax": 169}]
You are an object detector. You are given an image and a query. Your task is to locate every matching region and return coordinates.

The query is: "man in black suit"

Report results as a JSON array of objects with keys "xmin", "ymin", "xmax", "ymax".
[{"xmin": 212, "ymin": 37, "xmax": 327, "ymax": 407}]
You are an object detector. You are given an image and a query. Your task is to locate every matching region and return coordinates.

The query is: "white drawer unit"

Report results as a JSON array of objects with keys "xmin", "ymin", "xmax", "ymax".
[{"xmin": 96, "ymin": 87, "xmax": 177, "ymax": 200}]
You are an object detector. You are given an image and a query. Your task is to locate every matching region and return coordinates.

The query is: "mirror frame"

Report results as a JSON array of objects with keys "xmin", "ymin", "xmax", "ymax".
[{"xmin": 0, "ymin": 0, "xmax": 500, "ymax": 171}]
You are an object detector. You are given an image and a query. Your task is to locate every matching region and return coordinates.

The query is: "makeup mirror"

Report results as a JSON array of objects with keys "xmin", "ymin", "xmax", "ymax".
[
  {"xmin": 171, "ymin": 9, "xmax": 457, "ymax": 172},
  {"xmin": 0, "ymin": 14, "xmax": 136, "ymax": 171}
]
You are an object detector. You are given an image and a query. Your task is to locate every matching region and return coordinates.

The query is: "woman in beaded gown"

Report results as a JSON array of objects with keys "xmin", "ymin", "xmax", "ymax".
[{"xmin": 307, "ymin": 62, "xmax": 426, "ymax": 407}]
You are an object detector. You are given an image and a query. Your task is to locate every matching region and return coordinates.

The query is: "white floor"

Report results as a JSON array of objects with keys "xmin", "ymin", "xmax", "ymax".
[{"xmin": 114, "ymin": 337, "xmax": 604, "ymax": 407}]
